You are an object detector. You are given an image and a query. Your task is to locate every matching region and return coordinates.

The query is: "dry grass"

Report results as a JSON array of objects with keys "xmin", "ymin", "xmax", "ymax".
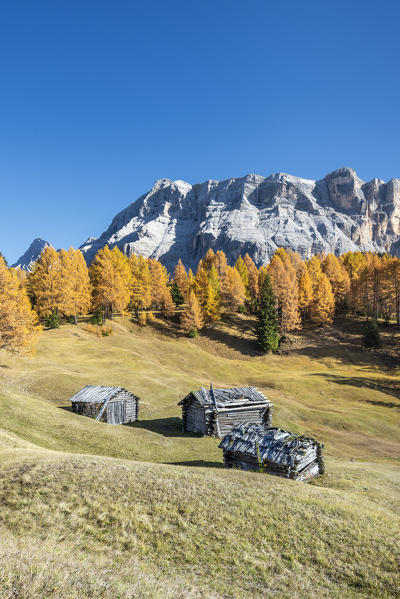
[{"xmin": 0, "ymin": 315, "xmax": 399, "ymax": 598}]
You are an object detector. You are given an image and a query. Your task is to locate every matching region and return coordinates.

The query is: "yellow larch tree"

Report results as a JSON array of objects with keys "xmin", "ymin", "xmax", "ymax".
[
  {"xmin": 298, "ymin": 264, "xmax": 313, "ymax": 319},
  {"xmin": 90, "ymin": 245, "xmax": 132, "ymax": 321},
  {"xmin": 214, "ymin": 250, "xmax": 228, "ymax": 280},
  {"xmin": 307, "ymin": 255, "xmax": 323, "ymax": 294},
  {"xmin": 148, "ymin": 258, "xmax": 174, "ymax": 316},
  {"xmin": 59, "ymin": 248, "xmax": 92, "ymax": 323},
  {"xmin": 221, "ymin": 266, "xmax": 246, "ymax": 312},
  {"xmin": 383, "ymin": 257, "xmax": 400, "ymax": 324},
  {"xmin": 0, "ymin": 257, "xmax": 41, "ymax": 353},
  {"xmin": 235, "ymin": 255, "xmax": 249, "ymax": 293},
  {"xmin": 187, "ymin": 268, "xmax": 196, "ymax": 294},
  {"xmin": 180, "ymin": 289, "xmax": 204, "ymax": 333},
  {"xmin": 244, "ymin": 253, "xmax": 259, "ymax": 307},
  {"xmin": 311, "ymin": 272, "xmax": 335, "ymax": 323},
  {"xmin": 202, "ymin": 282, "xmax": 221, "ymax": 323},
  {"xmin": 173, "ymin": 259, "xmax": 189, "ymax": 299},
  {"xmin": 194, "ymin": 261, "xmax": 209, "ymax": 307},
  {"xmin": 268, "ymin": 254, "xmax": 301, "ymax": 334},
  {"xmin": 322, "ymin": 253, "xmax": 350, "ymax": 309},
  {"xmin": 129, "ymin": 254, "xmax": 152, "ymax": 316},
  {"xmin": 203, "ymin": 248, "xmax": 216, "ymax": 272},
  {"xmin": 208, "ymin": 264, "xmax": 220, "ymax": 295},
  {"xmin": 28, "ymin": 246, "xmax": 64, "ymax": 317}
]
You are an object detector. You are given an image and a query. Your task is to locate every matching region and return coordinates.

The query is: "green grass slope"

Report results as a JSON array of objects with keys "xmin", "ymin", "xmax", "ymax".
[{"xmin": 0, "ymin": 316, "xmax": 399, "ymax": 598}]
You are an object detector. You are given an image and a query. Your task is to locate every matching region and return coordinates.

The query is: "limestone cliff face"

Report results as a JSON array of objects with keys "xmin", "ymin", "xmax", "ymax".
[{"xmin": 80, "ymin": 168, "xmax": 400, "ymax": 270}]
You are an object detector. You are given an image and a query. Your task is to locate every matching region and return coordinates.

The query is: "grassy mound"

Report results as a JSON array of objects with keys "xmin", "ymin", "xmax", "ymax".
[{"xmin": 0, "ymin": 316, "xmax": 399, "ymax": 598}]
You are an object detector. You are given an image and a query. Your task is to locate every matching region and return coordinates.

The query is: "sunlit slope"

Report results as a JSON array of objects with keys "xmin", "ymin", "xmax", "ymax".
[
  {"xmin": 0, "ymin": 449, "xmax": 399, "ymax": 599},
  {"xmin": 0, "ymin": 317, "xmax": 399, "ymax": 463},
  {"xmin": 0, "ymin": 317, "xmax": 399, "ymax": 598}
]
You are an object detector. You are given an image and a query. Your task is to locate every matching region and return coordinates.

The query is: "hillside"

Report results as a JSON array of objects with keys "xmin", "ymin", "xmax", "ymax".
[
  {"xmin": 0, "ymin": 316, "xmax": 399, "ymax": 598},
  {"xmin": 79, "ymin": 168, "xmax": 400, "ymax": 270}
]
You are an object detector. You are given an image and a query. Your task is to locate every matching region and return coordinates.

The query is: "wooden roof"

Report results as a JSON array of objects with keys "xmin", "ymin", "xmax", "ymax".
[
  {"xmin": 219, "ymin": 423, "xmax": 320, "ymax": 466},
  {"xmin": 178, "ymin": 386, "xmax": 271, "ymax": 408},
  {"xmin": 69, "ymin": 385, "xmax": 127, "ymax": 404}
]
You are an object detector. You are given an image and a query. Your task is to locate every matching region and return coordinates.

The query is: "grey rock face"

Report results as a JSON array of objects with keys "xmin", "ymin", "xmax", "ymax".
[
  {"xmin": 80, "ymin": 168, "xmax": 400, "ymax": 270},
  {"xmin": 12, "ymin": 238, "xmax": 50, "ymax": 271}
]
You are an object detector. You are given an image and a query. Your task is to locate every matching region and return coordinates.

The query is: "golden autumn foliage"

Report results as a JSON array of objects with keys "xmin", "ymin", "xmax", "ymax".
[
  {"xmin": 298, "ymin": 265, "xmax": 313, "ymax": 318},
  {"xmin": 180, "ymin": 289, "xmax": 203, "ymax": 332},
  {"xmin": 129, "ymin": 254, "xmax": 152, "ymax": 314},
  {"xmin": 28, "ymin": 246, "xmax": 64, "ymax": 317},
  {"xmin": 90, "ymin": 246, "xmax": 132, "ymax": 319},
  {"xmin": 268, "ymin": 251, "xmax": 301, "ymax": 333},
  {"xmin": 59, "ymin": 248, "xmax": 92, "ymax": 322},
  {"xmin": 13, "ymin": 241, "xmax": 400, "ymax": 345},
  {"xmin": 0, "ymin": 257, "xmax": 41, "ymax": 353},
  {"xmin": 244, "ymin": 253, "xmax": 259, "ymax": 304},
  {"xmin": 173, "ymin": 259, "xmax": 189, "ymax": 299},
  {"xmin": 148, "ymin": 258, "xmax": 174, "ymax": 316},
  {"xmin": 322, "ymin": 254, "xmax": 350, "ymax": 307},
  {"xmin": 311, "ymin": 272, "xmax": 335, "ymax": 323},
  {"xmin": 235, "ymin": 255, "xmax": 249, "ymax": 291},
  {"xmin": 221, "ymin": 266, "xmax": 246, "ymax": 311},
  {"xmin": 202, "ymin": 282, "xmax": 221, "ymax": 323},
  {"xmin": 194, "ymin": 262, "xmax": 209, "ymax": 306}
]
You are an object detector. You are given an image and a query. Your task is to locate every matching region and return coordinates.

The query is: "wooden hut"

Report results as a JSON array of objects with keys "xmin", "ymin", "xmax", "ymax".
[
  {"xmin": 219, "ymin": 423, "xmax": 324, "ymax": 481},
  {"xmin": 69, "ymin": 385, "xmax": 139, "ymax": 424},
  {"xmin": 178, "ymin": 385, "xmax": 273, "ymax": 437}
]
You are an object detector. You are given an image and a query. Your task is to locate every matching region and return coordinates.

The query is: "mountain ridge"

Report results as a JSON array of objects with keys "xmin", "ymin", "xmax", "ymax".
[
  {"xmin": 12, "ymin": 167, "xmax": 400, "ymax": 271},
  {"xmin": 79, "ymin": 166, "xmax": 400, "ymax": 270}
]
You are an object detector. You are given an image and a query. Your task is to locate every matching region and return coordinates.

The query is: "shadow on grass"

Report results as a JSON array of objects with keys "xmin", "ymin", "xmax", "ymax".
[
  {"xmin": 128, "ymin": 417, "xmax": 193, "ymax": 438},
  {"xmin": 309, "ymin": 372, "xmax": 400, "ymax": 404},
  {"xmin": 59, "ymin": 406, "xmax": 73, "ymax": 412},
  {"xmin": 166, "ymin": 459, "xmax": 224, "ymax": 468},
  {"xmin": 200, "ymin": 326, "xmax": 259, "ymax": 357}
]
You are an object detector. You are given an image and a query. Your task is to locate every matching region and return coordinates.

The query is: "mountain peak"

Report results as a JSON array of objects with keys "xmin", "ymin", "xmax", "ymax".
[
  {"xmin": 12, "ymin": 238, "xmax": 50, "ymax": 271},
  {"xmin": 78, "ymin": 167, "xmax": 400, "ymax": 270}
]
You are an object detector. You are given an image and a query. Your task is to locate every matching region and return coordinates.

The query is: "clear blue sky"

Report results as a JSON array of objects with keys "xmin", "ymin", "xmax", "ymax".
[{"xmin": 1, "ymin": 0, "xmax": 400, "ymax": 263}]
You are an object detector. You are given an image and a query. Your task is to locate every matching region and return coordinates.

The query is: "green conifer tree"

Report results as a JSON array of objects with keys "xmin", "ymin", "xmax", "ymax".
[
  {"xmin": 170, "ymin": 281, "xmax": 184, "ymax": 306},
  {"xmin": 363, "ymin": 319, "xmax": 381, "ymax": 348},
  {"xmin": 256, "ymin": 274, "xmax": 279, "ymax": 353}
]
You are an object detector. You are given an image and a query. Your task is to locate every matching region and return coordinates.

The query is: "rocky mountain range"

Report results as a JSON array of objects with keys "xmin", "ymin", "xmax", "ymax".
[
  {"xmin": 12, "ymin": 167, "xmax": 400, "ymax": 271},
  {"xmin": 79, "ymin": 167, "xmax": 400, "ymax": 270}
]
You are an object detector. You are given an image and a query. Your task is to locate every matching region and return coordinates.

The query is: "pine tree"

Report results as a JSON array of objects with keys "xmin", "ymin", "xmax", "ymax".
[
  {"xmin": 0, "ymin": 257, "xmax": 41, "ymax": 353},
  {"xmin": 170, "ymin": 282, "xmax": 184, "ymax": 306},
  {"xmin": 203, "ymin": 282, "xmax": 221, "ymax": 323},
  {"xmin": 256, "ymin": 274, "xmax": 279, "ymax": 353},
  {"xmin": 180, "ymin": 289, "xmax": 204, "ymax": 334},
  {"xmin": 363, "ymin": 319, "xmax": 380, "ymax": 348},
  {"xmin": 90, "ymin": 246, "xmax": 132, "ymax": 321}
]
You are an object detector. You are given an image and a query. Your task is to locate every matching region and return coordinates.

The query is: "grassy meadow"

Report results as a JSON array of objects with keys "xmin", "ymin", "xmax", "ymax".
[{"xmin": 0, "ymin": 315, "xmax": 399, "ymax": 598}]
